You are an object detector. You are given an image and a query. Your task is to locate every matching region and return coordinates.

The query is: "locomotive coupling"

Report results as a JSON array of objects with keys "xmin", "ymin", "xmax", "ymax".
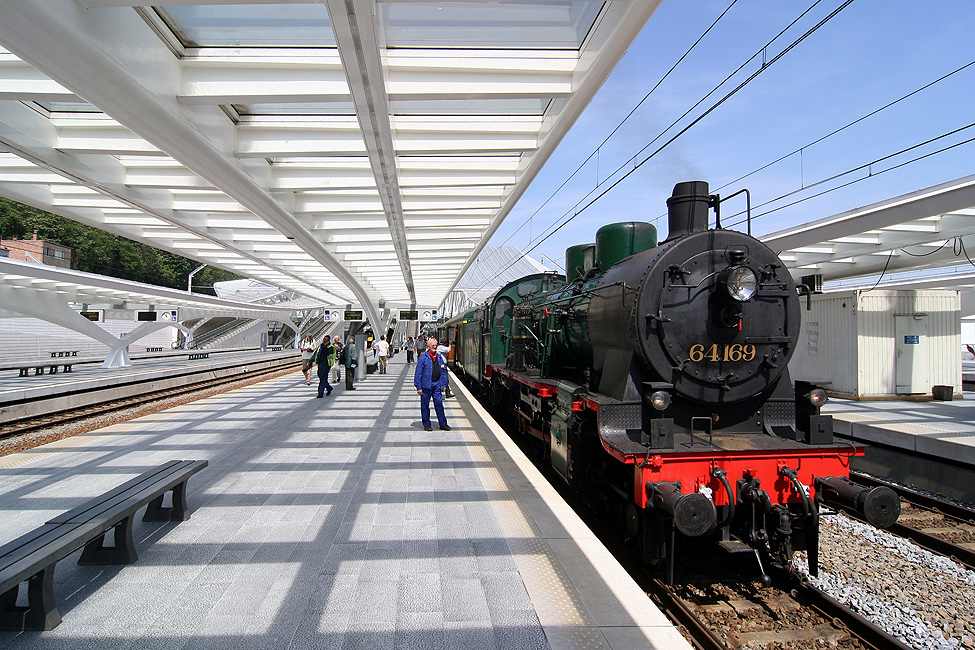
[
  {"xmin": 646, "ymin": 481, "xmax": 717, "ymax": 537},
  {"xmin": 814, "ymin": 476, "xmax": 901, "ymax": 529}
]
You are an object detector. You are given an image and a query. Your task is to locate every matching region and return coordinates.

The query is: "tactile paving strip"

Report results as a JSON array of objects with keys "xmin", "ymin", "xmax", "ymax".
[
  {"xmin": 475, "ymin": 465, "xmax": 510, "ymax": 493},
  {"xmin": 490, "ymin": 498, "xmax": 538, "ymax": 538},
  {"xmin": 0, "ymin": 433, "xmax": 110, "ymax": 470},
  {"xmin": 544, "ymin": 626, "xmax": 612, "ymax": 650},
  {"xmin": 509, "ymin": 537, "xmax": 592, "ymax": 627}
]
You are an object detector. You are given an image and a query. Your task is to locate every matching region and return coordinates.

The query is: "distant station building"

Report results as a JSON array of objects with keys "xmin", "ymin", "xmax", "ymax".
[{"xmin": 0, "ymin": 231, "xmax": 72, "ymax": 268}]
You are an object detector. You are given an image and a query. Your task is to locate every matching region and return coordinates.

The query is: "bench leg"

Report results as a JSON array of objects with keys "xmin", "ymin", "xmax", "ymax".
[
  {"xmin": 143, "ymin": 481, "xmax": 191, "ymax": 522},
  {"xmin": 78, "ymin": 516, "xmax": 138, "ymax": 565},
  {"xmin": 0, "ymin": 566, "xmax": 61, "ymax": 631}
]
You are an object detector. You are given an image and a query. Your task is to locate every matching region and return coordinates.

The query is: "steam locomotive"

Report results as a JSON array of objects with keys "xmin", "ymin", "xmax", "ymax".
[{"xmin": 439, "ymin": 181, "xmax": 900, "ymax": 582}]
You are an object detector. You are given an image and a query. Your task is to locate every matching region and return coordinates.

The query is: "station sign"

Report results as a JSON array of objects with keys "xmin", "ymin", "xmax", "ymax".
[
  {"xmin": 323, "ymin": 310, "xmax": 340, "ymax": 322},
  {"xmin": 136, "ymin": 311, "xmax": 157, "ymax": 322},
  {"xmin": 344, "ymin": 310, "xmax": 364, "ymax": 321},
  {"xmin": 399, "ymin": 310, "xmax": 419, "ymax": 321},
  {"xmin": 79, "ymin": 310, "xmax": 102, "ymax": 322}
]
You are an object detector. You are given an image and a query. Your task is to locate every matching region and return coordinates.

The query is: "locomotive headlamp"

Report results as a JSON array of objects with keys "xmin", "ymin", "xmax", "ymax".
[
  {"xmin": 807, "ymin": 388, "xmax": 828, "ymax": 408},
  {"xmin": 650, "ymin": 391, "xmax": 671, "ymax": 410},
  {"xmin": 723, "ymin": 266, "xmax": 758, "ymax": 301}
]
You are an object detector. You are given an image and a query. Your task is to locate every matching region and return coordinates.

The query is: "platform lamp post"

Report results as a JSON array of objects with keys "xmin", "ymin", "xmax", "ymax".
[{"xmin": 187, "ymin": 264, "xmax": 207, "ymax": 293}]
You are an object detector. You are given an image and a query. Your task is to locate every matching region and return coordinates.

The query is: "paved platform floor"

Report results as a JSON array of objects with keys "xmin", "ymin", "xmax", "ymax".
[
  {"xmin": 825, "ymin": 393, "xmax": 975, "ymax": 466},
  {"xmin": 0, "ymin": 356, "xmax": 689, "ymax": 650}
]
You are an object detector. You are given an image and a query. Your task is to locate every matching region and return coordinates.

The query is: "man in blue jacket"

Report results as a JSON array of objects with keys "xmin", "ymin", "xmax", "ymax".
[{"xmin": 414, "ymin": 336, "xmax": 450, "ymax": 431}]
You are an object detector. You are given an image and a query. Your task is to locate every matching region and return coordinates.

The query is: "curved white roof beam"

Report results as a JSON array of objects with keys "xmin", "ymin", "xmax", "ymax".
[
  {"xmin": 0, "ymin": 1, "xmax": 663, "ymax": 325},
  {"xmin": 0, "ymin": 0, "xmax": 385, "ymax": 329}
]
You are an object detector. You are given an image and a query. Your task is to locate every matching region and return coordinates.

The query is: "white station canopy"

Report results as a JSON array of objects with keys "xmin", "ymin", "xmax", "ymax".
[
  {"xmin": 0, "ymin": 1, "xmax": 661, "ymax": 329},
  {"xmin": 764, "ymin": 174, "xmax": 975, "ymax": 285}
]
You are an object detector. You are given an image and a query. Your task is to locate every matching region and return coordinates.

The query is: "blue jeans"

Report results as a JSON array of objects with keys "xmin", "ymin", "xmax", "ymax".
[
  {"xmin": 419, "ymin": 387, "xmax": 447, "ymax": 428},
  {"xmin": 317, "ymin": 366, "xmax": 332, "ymax": 396}
]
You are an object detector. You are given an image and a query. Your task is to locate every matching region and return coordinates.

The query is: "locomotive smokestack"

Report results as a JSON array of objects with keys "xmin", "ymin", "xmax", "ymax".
[{"xmin": 666, "ymin": 181, "xmax": 712, "ymax": 238}]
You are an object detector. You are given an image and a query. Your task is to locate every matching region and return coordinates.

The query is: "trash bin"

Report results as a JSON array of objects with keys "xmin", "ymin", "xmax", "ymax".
[{"xmin": 932, "ymin": 385, "xmax": 953, "ymax": 401}]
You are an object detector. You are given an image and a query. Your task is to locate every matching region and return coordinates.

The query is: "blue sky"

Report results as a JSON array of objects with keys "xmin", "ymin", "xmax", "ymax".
[{"xmin": 486, "ymin": 0, "xmax": 975, "ymax": 272}]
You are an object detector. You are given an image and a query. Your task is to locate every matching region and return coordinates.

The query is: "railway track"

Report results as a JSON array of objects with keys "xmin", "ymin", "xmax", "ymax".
[
  {"xmin": 848, "ymin": 472, "xmax": 975, "ymax": 571},
  {"xmin": 0, "ymin": 358, "xmax": 301, "ymax": 441},
  {"xmin": 655, "ymin": 574, "xmax": 912, "ymax": 650},
  {"xmin": 496, "ymin": 422, "xmax": 910, "ymax": 650}
]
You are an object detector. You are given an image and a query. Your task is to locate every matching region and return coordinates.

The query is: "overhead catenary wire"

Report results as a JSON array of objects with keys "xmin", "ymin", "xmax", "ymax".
[
  {"xmin": 462, "ymin": 0, "xmax": 845, "ymax": 301},
  {"xmin": 519, "ymin": 0, "xmax": 856, "ymax": 259},
  {"xmin": 711, "ymin": 59, "xmax": 975, "ymax": 196},
  {"xmin": 464, "ymin": 0, "xmax": 741, "ymax": 277},
  {"xmin": 724, "ymin": 123, "xmax": 975, "ymax": 229}
]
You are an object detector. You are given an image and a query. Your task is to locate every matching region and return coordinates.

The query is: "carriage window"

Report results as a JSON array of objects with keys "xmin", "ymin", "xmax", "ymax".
[
  {"xmin": 494, "ymin": 298, "xmax": 513, "ymax": 327},
  {"xmin": 517, "ymin": 282, "xmax": 539, "ymax": 297}
]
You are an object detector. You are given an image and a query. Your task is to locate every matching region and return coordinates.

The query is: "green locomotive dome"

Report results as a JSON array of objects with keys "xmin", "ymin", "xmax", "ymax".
[
  {"xmin": 594, "ymin": 222, "xmax": 657, "ymax": 271},
  {"xmin": 565, "ymin": 243, "xmax": 595, "ymax": 284}
]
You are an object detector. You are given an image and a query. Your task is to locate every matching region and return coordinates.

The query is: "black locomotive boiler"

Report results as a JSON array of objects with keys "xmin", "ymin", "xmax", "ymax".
[{"xmin": 439, "ymin": 181, "xmax": 899, "ymax": 582}]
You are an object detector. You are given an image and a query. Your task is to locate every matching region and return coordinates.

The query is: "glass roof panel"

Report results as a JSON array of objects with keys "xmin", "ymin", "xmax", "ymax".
[
  {"xmin": 233, "ymin": 102, "xmax": 357, "ymax": 116},
  {"xmin": 390, "ymin": 98, "xmax": 550, "ymax": 116},
  {"xmin": 33, "ymin": 101, "xmax": 101, "ymax": 113},
  {"xmin": 155, "ymin": 4, "xmax": 335, "ymax": 48},
  {"xmin": 380, "ymin": 1, "xmax": 604, "ymax": 49}
]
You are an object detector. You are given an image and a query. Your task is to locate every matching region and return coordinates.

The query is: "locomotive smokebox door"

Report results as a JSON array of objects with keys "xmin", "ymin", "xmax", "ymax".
[{"xmin": 642, "ymin": 383, "xmax": 675, "ymax": 449}]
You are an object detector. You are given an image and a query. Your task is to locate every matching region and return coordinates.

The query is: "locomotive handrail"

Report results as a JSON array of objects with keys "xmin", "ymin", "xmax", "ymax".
[
  {"xmin": 717, "ymin": 188, "xmax": 752, "ymax": 235},
  {"xmin": 666, "ymin": 268, "xmax": 720, "ymax": 289}
]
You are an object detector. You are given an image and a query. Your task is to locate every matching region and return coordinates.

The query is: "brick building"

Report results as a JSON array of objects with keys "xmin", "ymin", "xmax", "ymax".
[{"xmin": 0, "ymin": 231, "xmax": 72, "ymax": 268}]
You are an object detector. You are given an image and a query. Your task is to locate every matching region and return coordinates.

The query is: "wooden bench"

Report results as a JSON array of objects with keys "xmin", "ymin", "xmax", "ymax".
[{"xmin": 0, "ymin": 460, "xmax": 208, "ymax": 631}]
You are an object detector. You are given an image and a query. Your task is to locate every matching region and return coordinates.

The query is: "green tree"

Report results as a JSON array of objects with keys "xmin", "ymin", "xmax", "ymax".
[{"xmin": 0, "ymin": 197, "xmax": 243, "ymax": 293}]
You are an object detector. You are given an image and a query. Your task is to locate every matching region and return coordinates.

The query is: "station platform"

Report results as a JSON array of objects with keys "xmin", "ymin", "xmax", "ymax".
[
  {"xmin": 0, "ymin": 348, "xmax": 297, "ymax": 403},
  {"xmin": 0, "ymin": 356, "xmax": 689, "ymax": 650},
  {"xmin": 0, "ymin": 349, "xmax": 299, "ymax": 426},
  {"xmin": 824, "ymin": 393, "xmax": 975, "ymax": 502}
]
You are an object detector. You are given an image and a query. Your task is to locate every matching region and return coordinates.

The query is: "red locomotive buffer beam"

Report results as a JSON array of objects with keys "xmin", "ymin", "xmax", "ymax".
[{"xmin": 631, "ymin": 450, "xmax": 857, "ymax": 510}]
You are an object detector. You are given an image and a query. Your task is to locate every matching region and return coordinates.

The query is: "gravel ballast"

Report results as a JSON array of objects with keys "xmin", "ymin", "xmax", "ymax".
[{"xmin": 793, "ymin": 512, "xmax": 975, "ymax": 650}]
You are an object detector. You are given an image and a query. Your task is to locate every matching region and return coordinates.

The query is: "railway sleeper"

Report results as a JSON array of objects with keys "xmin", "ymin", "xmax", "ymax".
[{"xmin": 732, "ymin": 624, "xmax": 848, "ymax": 646}]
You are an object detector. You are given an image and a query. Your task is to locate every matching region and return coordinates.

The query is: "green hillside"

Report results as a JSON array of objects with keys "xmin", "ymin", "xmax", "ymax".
[{"xmin": 0, "ymin": 197, "xmax": 242, "ymax": 295}]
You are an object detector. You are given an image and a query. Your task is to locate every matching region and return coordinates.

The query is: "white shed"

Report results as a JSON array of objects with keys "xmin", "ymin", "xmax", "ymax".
[{"xmin": 789, "ymin": 289, "xmax": 961, "ymax": 399}]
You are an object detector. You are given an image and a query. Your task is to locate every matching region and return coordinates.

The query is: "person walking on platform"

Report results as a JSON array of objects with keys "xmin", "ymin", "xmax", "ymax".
[
  {"xmin": 375, "ymin": 335, "xmax": 390, "ymax": 374},
  {"xmin": 437, "ymin": 343, "xmax": 454, "ymax": 399},
  {"xmin": 331, "ymin": 336, "xmax": 344, "ymax": 384},
  {"xmin": 406, "ymin": 336, "xmax": 415, "ymax": 364},
  {"xmin": 414, "ymin": 337, "xmax": 450, "ymax": 431},
  {"xmin": 299, "ymin": 335, "xmax": 316, "ymax": 385},
  {"xmin": 313, "ymin": 337, "xmax": 335, "ymax": 398},
  {"xmin": 341, "ymin": 336, "xmax": 359, "ymax": 390}
]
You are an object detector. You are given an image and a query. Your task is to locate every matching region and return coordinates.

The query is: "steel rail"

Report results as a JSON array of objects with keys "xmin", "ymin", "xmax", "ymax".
[
  {"xmin": 0, "ymin": 359, "xmax": 300, "ymax": 440},
  {"xmin": 793, "ymin": 579, "xmax": 913, "ymax": 650}
]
